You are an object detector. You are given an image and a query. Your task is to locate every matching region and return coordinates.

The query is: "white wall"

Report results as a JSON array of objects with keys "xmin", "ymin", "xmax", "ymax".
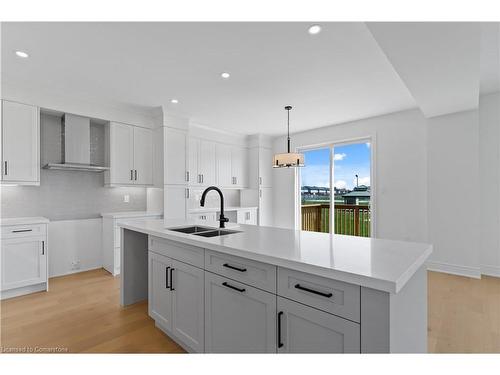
[
  {"xmin": 49, "ymin": 218, "xmax": 102, "ymax": 277},
  {"xmin": 272, "ymin": 109, "xmax": 429, "ymax": 243},
  {"xmin": 426, "ymin": 110, "xmax": 481, "ymax": 277},
  {"xmin": 273, "ymin": 96, "xmax": 500, "ymax": 279},
  {"xmin": 479, "ymin": 93, "xmax": 500, "ymax": 277}
]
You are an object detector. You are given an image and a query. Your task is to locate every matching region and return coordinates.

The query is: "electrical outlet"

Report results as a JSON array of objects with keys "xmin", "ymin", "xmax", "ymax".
[
  {"xmin": 123, "ymin": 194, "xmax": 130, "ymax": 203},
  {"xmin": 71, "ymin": 261, "xmax": 81, "ymax": 270}
]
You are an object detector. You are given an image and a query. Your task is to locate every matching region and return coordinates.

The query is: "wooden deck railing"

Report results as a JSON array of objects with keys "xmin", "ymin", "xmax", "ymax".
[{"xmin": 301, "ymin": 204, "xmax": 371, "ymax": 237}]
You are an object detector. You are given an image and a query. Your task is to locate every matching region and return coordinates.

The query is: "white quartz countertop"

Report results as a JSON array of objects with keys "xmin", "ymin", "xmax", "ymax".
[
  {"xmin": 118, "ymin": 218, "xmax": 432, "ymax": 294},
  {"xmin": 101, "ymin": 211, "xmax": 163, "ymax": 219},
  {"xmin": 188, "ymin": 206, "xmax": 258, "ymax": 213},
  {"xmin": 0, "ymin": 216, "xmax": 50, "ymax": 226}
]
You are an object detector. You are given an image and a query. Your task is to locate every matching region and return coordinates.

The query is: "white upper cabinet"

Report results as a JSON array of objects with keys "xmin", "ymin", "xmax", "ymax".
[
  {"xmin": 107, "ymin": 122, "xmax": 134, "ymax": 184},
  {"xmin": 133, "ymin": 126, "xmax": 153, "ymax": 185},
  {"xmin": 215, "ymin": 144, "xmax": 248, "ymax": 189},
  {"xmin": 1, "ymin": 100, "xmax": 40, "ymax": 185},
  {"xmin": 164, "ymin": 127, "xmax": 188, "ymax": 185},
  {"xmin": 259, "ymin": 147, "xmax": 273, "ymax": 188},
  {"xmin": 106, "ymin": 122, "xmax": 153, "ymax": 186},
  {"xmin": 231, "ymin": 146, "xmax": 248, "ymax": 188},
  {"xmin": 188, "ymin": 138, "xmax": 216, "ymax": 186},
  {"xmin": 216, "ymin": 143, "xmax": 232, "ymax": 187},
  {"xmin": 199, "ymin": 140, "xmax": 216, "ymax": 186}
]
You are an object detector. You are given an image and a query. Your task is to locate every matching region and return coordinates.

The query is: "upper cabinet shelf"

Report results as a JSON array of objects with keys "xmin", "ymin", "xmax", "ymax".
[
  {"xmin": 1, "ymin": 100, "xmax": 40, "ymax": 186},
  {"xmin": 104, "ymin": 121, "xmax": 153, "ymax": 187}
]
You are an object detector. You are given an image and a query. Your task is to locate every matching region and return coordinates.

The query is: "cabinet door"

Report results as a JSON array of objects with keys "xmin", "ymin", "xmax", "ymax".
[
  {"xmin": 133, "ymin": 126, "xmax": 153, "ymax": 185},
  {"xmin": 205, "ymin": 272, "xmax": 276, "ymax": 353},
  {"xmin": 259, "ymin": 187, "xmax": 273, "ymax": 226},
  {"xmin": 1, "ymin": 237, "xmax": 47, "ymax": 291},
  {"xmin": 259, "ymin": 148, "xmax": 273, "ymax": 187},
  {"xmin": 198, "ymin": 140, "xmax": 216, "ymax": 186},
  {"xmin": 109, "ymin": 122, "xmax": 134, "ymax": 184},
  {"xmin": 148, "ymin": 252, "xmax": 173, "ymax": 331},
  {"xmin": 164, "ymin": 185, "xmax": 187, "ymax": 220},
  {"xmin": 164, "ymin": 128, "xmax": 187, "ymax": 185},
  {"xmin": 231, "ymin": 146, "xmax": 248, "ymax": 188},
  {"xmin": 216, "ymin": 143, "xmax": 232, "ymax": 187},
  {"xmin": 171, "ymin": 260, "xmax": 205, "ymax": 352},
  {"xmin": 187, "ymin": 137, "xmax": 199, "ymax": 185},
  {"xmin": 277, "ymin": 297, "xmax": 360, "ymax": 353},
  {"xmin": 1, "ymin": 100, "xmax": 39, "ymax": 183}
]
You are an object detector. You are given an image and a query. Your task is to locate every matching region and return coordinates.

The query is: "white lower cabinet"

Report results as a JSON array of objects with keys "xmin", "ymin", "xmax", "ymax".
[
  {"xmin": 148, "ymin": 251, "xmax": 204, "ymax": 352},
  {"xmin": 277, "ymin": 296, "xmax": 360, "ymax": 353},
  {"xmin": 1, "ymin": 237, "xmax": 47, "ymax": 291},
  {"xmin": 1, "ymin": 220, "xmax": 49, "ymax": 300},
  {"xmin": 171, "ymin": 259, "xmax": 205, "ymax": 352},
  {"xmin": 149, "ymin": 252, "xmax": 173, "ymax": 330},
  {"xmin": 147, "ymin": 237, "xmax": 363, "ymax": 353},
  {"xmin": 204, "ymin": 272, "xmax": 276, "ymax": 353}
]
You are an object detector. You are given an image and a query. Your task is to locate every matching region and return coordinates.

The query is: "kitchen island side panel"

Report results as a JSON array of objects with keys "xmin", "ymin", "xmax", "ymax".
[{"xmin": 120, "ymin": 228, "xmax": 149, "ymax": 306}]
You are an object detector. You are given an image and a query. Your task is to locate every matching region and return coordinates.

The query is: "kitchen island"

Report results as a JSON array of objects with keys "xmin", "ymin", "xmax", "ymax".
[{"xmin": 118, "ymin": 218, "xmax": 432, "ymax": 353}]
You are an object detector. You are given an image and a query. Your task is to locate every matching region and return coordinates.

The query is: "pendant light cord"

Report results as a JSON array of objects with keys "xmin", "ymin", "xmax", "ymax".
[{"xmin": 286, "ymin": 106, "xmax": 292, "ymax": 153}]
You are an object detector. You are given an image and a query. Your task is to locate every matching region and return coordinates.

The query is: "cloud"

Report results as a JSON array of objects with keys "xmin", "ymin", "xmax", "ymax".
[
  {"xmin": 334, "ymin": 180, "xmax": 347, "ymax": 189},
  {"xmin": 333, "ymin": 153, "xmax": 347, "ymax": 161},
  {"xmin": 354, "ymin": 176, "xmax": 370, "ymax": 186},
  {"xmin": 366, "ymin": 142, "xmax": 371, "ymax": 148}
]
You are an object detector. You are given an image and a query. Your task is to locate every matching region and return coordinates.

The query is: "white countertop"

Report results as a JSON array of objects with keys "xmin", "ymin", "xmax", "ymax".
[
  {"xmin": 100, "ymin": 211, "xmax": 163, "ymax": 219},
  {"xmin": 118, "ymin": 218, "xmax": 432, "ymax": 294},
  {"xmin": 0, "ymin": 216, "xmax": 50, "ymax": 226},
  {"xmin": 188, "ymin": 206, "xmax": 258, "ymax": 213}
]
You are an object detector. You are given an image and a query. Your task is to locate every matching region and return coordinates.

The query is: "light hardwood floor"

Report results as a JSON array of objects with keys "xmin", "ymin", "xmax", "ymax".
[{"xmin": 1, "ymin": 269, "xmax": 498, "ymax": 353}]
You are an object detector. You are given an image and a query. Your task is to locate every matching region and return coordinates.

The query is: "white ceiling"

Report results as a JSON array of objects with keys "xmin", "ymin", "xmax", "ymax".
[
  {"xmin": 1, "ymin": 22, "xmax": 498, "ymax": 135},
  {"xmin": 367, "ymin": 22, "xmax": 481, "ymax": 118}
]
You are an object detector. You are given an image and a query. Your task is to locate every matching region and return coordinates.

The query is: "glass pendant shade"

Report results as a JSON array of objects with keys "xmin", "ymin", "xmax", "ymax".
[{"xmin": 272, "ymin": 105, "xmax": 305, "ymax": 169}]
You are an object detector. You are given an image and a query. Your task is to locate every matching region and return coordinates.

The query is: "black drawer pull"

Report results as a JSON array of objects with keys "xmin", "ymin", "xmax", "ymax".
[
  {"xmin": 12, "ymin": 229, "xmax": 33, "ymax": 233},
  {"xmin": 223, "ymin": 263, "xmax": 247, "ymax": 272},
  {"xmin": 222, "ymin": 281, "xmax": 245, "ymax": 293},
  {"xmin": 165, "ymin": 266, "xmax": 170, "ymax": 289},
  {"xmin": 277, "ymin": 311, "xmax": 284, "ymax": 348},
  {"xmin": 170, "ymin": 268, "xmax": 175, "ymax": 291},
  {"xmin": 294, "ymin": 284, "xmax": 333, "ymax": 298}
]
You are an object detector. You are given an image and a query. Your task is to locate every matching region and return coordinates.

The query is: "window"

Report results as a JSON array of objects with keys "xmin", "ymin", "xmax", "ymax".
[{"xmin": 298, "ymin": 139, "xmax": 373, "ymax": 237}]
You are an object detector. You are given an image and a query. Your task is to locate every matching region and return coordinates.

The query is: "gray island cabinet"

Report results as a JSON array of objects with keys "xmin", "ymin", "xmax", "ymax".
[{"xmin": 119, "ymin": 219, "xmax": 432, "ymax": 353}]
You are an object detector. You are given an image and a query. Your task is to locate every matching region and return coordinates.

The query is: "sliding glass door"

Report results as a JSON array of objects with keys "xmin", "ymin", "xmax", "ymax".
[{"xmin": 299, "ymin": 140, "xmax": 372, "ymax": 237}]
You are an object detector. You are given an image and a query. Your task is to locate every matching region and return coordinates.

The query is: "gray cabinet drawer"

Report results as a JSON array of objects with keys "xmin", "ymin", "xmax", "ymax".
[
  {"xmin": 149, "ymin": 236, "xmax": 204, "ymax": 268},
  {"xmin": 277, "ymin": 268, "xmax": 360, "ymax": 322},
  {"xmin": 205, "ymin": 249, "xmax": 276, "ymax": 293}
]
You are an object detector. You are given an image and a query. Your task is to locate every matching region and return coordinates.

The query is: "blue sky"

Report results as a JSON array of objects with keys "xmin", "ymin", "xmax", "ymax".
[{"xmin": 300, "ymin": 142, "xmax": 371, "ymax": 190}]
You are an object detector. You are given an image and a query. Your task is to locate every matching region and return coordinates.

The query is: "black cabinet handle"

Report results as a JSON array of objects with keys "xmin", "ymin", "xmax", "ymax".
[
  {"xmin": 294, "ymin": 284, "xmax": 333, "ymax": 298},
  {"xmin": 165, "ymin": 266, "xmax": 170, "ymax": 289},
  {"xmin": 170, "ymin": 268, "xmax": 175, "ymax": 291},
  {"xmin": 135, "ymin": 170, "xmax": 138, "ymax": 181},
  {"xmin": 12, "ymin": 229, "xmax": 33, "ymax": 233},
  {"xmin": 4, "ymin": 161, "xmax": 7, "ymax": 175},
  {"xmin": 42, "ymin": 241, "xmax": 45, "ymax": 255},
  {"xmin": 130, "ymin": 170, "xmax": 133, "ymax": 181},
  {"xmin": 223, "ymin": 263, "xmax": 247, "ymax": 272},
  {"xmin": 222, "ymin": 281, "xmax": 245, "ymax": 293},
  {"xmin": 277, "ymin": 311, "xmax": 284, "ymax": 348}
]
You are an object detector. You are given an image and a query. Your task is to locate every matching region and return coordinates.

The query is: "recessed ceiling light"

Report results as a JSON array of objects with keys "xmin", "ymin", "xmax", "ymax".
[
  {"xmin": 15, "ymin": 50, "xmax": 29, "ymax": 58},
  {"xmin": 171, "ymin": 99, "xmax": 179, "ymax": 104},
  {"xmin": 308, "ymin": 24, "xmax": 322, "ymax": 35},
  {"xmin": 221, "ymin": 72, "xmax": 230, "ymax": 79}
]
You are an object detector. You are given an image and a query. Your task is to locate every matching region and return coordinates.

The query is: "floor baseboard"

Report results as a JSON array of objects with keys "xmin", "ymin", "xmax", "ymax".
[{"xmin": 427, "ymin": 261, "xmax": 481, "ymax": 279}]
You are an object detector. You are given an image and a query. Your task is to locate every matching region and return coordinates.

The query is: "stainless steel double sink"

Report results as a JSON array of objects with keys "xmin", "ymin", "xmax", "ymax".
[{"xmin": 168, "ymin": 225, "xmax": 241, "ymax": 237}]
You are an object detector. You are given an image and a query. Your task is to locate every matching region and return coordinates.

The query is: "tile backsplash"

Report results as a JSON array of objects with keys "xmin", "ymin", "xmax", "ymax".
[{"xmin": 187, "ymin": 188, "xmax": 240, "ymax": 209}]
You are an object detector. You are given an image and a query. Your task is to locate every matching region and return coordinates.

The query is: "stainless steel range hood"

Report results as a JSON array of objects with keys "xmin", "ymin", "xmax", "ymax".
[{"xmin": 43, "ymin": 113, "xmax": 109, "ymax": 172}]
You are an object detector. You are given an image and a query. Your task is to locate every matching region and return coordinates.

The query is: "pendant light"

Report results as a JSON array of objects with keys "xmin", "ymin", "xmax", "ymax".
[{"xmin": 273, "ymin": 106, "xmax": 305, "ymax": 168}]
